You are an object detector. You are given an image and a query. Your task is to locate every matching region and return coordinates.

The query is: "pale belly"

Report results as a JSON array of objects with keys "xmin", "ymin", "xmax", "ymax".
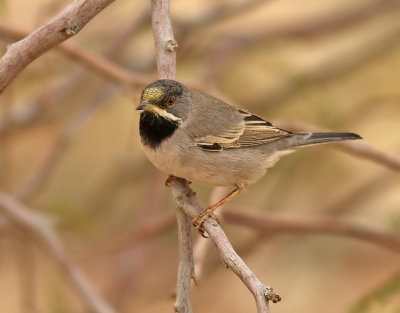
[{"xmin": 140, "ymin": 132, "xmax": 281, "ymax": 188}]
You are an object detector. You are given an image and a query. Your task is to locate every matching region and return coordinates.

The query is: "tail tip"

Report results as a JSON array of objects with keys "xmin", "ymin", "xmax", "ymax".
[{"xmin": 346, "ymin": 132, "xmax": 362, "ymax": 140}]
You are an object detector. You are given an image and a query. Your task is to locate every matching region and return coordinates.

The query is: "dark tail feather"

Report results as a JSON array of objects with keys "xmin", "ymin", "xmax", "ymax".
[
  {"xmin": 298, "ymin": 132, "xmax": 362, "ymax": 147},
  {"xmin": 268, "ymin": 132, "xmax": 361, "ymax": 151}
]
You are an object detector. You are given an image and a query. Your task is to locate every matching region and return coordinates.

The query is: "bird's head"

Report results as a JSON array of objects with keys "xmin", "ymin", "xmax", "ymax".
[{"xmin": 136, "ymin": 79, "xmax": 190, "ymax": 121}]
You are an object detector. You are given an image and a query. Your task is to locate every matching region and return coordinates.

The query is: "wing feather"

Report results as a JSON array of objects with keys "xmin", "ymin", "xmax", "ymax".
[{"xmin": 185, "ymin": 95, "xmax": 291, "ymax": 151}]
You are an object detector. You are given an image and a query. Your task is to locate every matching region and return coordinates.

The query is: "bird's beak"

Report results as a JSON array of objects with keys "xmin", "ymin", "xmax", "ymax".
[{"xmin": 136, "ymin": 100, "xmax": 149, "ymax": 111}]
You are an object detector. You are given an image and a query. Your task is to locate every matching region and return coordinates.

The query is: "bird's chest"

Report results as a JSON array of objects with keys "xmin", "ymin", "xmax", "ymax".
[
  {"xmin": 139, "ymin": 111, "xmax": 185, "ymax": 174},
  {"xmin": 139, "ymin": 111, "xmax": 180, "ymax": 149}
]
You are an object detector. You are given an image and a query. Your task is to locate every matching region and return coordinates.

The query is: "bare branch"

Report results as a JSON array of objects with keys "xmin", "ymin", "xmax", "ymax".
[
  {"xmin": 0, "ymin": 0, "xmax": 116, "ymax": 93},
  {"xmin": 151, "ymin": 0, "xmax": 177, "ymax": 80},
  {"xmin": 169, "ymin": 178, "xmax": 280, "ymax": 313},
  {"xmin": 175, "ymin": 209, "xmax": 194, "ymax": 313},
  {"xmin": 150, "ymin": 1, "xmax": 193, "ymax": 312},
  {"xmin": 0, "ymin": 190, "xmax": 116, "ymax": 313},
  {"xmin": 0, "ymin": 20, "xmax": 153, "ymax": 90},
  {"xmin": 193, "ymin": 187, "xmax": 228, "ymax": 281},
  {"xmin": 224, "ymin": 211, "xmax": 400, "ymax": 254}
]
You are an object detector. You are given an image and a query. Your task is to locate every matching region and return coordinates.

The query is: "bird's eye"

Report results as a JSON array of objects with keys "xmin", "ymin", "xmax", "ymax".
[{"xmin": 165, "ymin": 96, "xmax": 175, "ymax": 107}]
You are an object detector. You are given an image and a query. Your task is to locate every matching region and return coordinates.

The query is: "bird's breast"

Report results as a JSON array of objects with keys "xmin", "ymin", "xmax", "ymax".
[{"xmin": 139, "ymin": 111, "xmax": 180, "ymax": 149}]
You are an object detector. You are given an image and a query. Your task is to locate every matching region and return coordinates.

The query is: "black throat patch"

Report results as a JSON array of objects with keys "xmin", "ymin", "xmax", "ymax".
[{"xmin": 139, "ymin": 110, "xmax": 180, "ymax": 149}]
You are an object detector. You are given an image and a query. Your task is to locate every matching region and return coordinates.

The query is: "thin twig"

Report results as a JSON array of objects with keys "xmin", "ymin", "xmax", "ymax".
[
  {"xmin": 0, "ymin": 0, "xmax": 117, "ymax": 93},
  {"xmin": 224, "ymin": 211, "xmax": 400, "ymax": 254},
  {"xmin": 193, "ymin": 187, "xmax": 227, "ymax": 281},
  {"xmin": 0, "ymin": 190, "xmax": 116, "ymax": 313},
  {"xmin": 169, "ymin": 178, "xmax": 280, "ymax": 313}
]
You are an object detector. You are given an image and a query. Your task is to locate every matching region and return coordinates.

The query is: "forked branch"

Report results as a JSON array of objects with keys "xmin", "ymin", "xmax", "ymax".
[
  {"xmin": 169, "ymin": 178, "xmax": 280, "ymax": 313},
  {"xmin": 0, "ymin": 0, "xmax": 116, "ymax": 93}
]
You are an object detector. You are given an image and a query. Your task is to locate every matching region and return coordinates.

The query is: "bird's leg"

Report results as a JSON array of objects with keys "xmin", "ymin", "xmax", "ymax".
[{"xmin": 193, "ymin": 186, "xmax": 242, "ymax": 237}]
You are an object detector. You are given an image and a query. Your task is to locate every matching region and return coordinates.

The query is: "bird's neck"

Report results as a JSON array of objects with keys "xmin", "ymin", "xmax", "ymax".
[{"xmin": 139, "ymin": 110, "xmax": 180, "ymax": 149}]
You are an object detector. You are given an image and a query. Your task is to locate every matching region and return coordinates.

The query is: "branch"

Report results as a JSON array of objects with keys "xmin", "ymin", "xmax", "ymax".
[
  {"xmin": 150, "ymin": 1, "xmax": 191, "ymax": 312},
  {"xmin": 151, "ymin": 0, "xmax": 178, "ymax": 80},
  {"xmin": 193, "ymin": 187, "xmax": 228, "ymax": 281},
  {"xmin": 169, "ymin": 178, "xmax": 280, "ymax": 313},
  {"xmin": 224, "ymin": 211, "xmax": 400, "ymax": 254},
  {"xmin": 0, "ymin": 190, "xmax": 116, "ymax": 313},
  {"xmin": 0, "ymin": 9, "xmax": 151, "ymax": 136},
  {"xmin": 175, "ymin": 209, "xmax": 194, "ymax": 313},
  {"xmin": 0, "ymin": 0, "xmax": 116, "ymax": 93},
  {"xmin": 0, "ymin": 20, "xmax": 152, "ymax": 90}
]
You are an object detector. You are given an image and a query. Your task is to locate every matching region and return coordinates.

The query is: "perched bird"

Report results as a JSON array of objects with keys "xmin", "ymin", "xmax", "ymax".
[{"xmin": 136, "ymin": 79, "xmax": 361, "ymax": 234}]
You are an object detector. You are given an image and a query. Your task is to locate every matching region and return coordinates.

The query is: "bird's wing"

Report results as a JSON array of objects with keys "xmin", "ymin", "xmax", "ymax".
[
  {"xmin": 185, "ymin": 93, "xmax": 291, "ymax": 151},
  {"xmin": 231, "ymin": 109, "xmax": 292, "ymax": 148}
]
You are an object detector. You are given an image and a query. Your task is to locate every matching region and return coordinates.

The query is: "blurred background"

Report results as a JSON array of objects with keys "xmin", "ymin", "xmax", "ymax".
[{"xmin": 1, "ymin": 0, "xmax": 400, "ymax": 312}]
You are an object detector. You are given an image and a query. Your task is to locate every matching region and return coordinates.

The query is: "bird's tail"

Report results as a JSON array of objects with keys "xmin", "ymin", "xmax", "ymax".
[
  {"xmin": 298, "ymin": 132, "xmax": 361, "ymax": 146},
  {"xmin": 276, "ymin": 132, "xmax": 362, "ymax": 150}
]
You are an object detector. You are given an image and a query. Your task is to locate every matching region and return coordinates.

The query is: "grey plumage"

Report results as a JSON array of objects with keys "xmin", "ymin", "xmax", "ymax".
[{"xmin": 136, "ymin": 79, "xmax": 362, "ymax": 189}]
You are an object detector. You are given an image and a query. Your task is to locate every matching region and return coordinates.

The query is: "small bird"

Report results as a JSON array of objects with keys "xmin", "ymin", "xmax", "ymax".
[{"xmin": 136, "ymin": 79, "xmax": 361, "ymax": 234}]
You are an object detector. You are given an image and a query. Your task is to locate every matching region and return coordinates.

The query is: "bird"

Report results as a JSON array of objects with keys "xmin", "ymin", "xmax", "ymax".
[{"xmin": 136, "ymin": 79, "xmax": 361, "ymax": 235}]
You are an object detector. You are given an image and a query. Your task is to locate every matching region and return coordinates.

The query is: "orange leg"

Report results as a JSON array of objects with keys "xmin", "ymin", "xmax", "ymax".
[{"xmin": 193, "ymin": 186, "xmax": 242, "ymax": 237}]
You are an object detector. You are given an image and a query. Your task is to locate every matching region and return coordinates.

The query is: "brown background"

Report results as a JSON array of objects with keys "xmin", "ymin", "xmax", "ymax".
[{"xmin": 1, "ymin": 0, "xmax": 400, "ymax": 312}]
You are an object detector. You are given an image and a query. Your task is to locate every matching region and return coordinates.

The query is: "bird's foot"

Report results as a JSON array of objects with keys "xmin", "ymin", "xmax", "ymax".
[
  {"xmin": 165, "ymin": 175, "xmax": 177, "ymax": 186},
  {"xmin": 264, "ymin": 286, "xmax": 282, "ymax": 303},
  {"xmin": 165, "ymin": 175, "xmax": 191, "ymax": 186},
  {"xmin": 192, "ymin": 208, "xmax": 222, "ymax": 238}
]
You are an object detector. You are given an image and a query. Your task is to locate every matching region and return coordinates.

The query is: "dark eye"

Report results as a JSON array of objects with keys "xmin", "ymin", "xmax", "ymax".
[{"xmin": 165, "ymin": 96, "xmax": 175, "ymax": 106}]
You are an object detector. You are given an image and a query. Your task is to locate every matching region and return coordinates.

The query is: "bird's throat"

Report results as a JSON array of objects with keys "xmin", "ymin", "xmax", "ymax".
[{"xmin": 139, "ymin": 110, "xmax": 179, "ymax": 149}]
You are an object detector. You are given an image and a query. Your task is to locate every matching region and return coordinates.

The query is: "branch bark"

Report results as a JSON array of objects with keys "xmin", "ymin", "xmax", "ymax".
[
  {"xmin": 169, "ymin": 178, "xmax": 280, "ymax": 313},
  {"xmin": 150, "ymin": 1, "xmax": 192, "ymax": 312},
  {"xmin": 151, "ymin": 0, "xmax": 177, "ymax": 80},
  {"xmin": 0, "ymin": 0, "xmax": 116, "ymax": 93},
  {"xmin": 175, "ymin": 209, "xmax": 194, "ymax": 313}
]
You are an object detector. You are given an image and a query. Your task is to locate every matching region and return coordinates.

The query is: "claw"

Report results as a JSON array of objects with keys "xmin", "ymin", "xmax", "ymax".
[
  {"xmin": 192, "ymin": 208, "xmax": 222, "ymax": 237},
  {"xmin": 264, "ymin": 287, "xmax": 282, "ymax": 303}
]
